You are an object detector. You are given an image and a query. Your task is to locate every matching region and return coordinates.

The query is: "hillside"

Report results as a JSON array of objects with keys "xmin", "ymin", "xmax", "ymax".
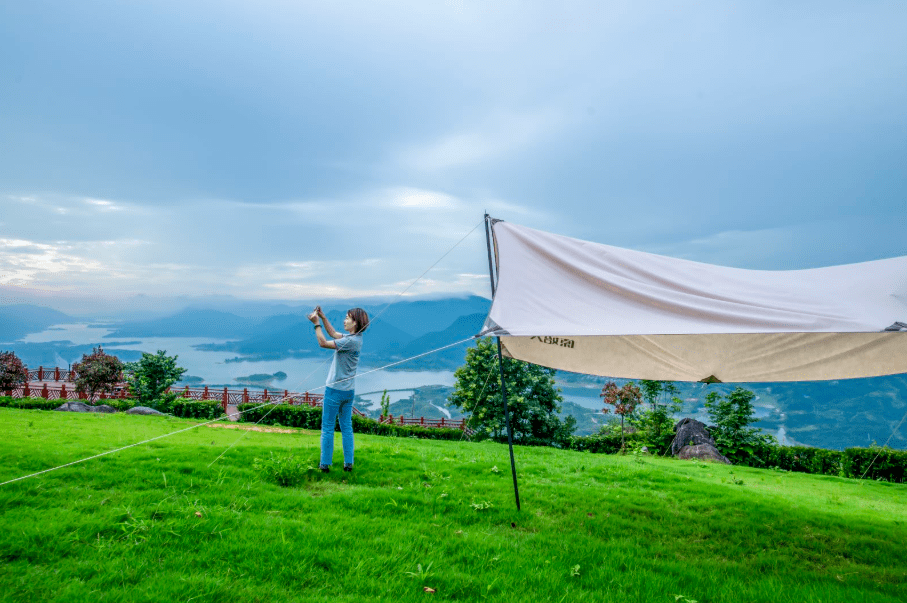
[
  {"xmin": 0, "ymin": 410, "xmax": 904, "ymax": 602},
  {"xmin": 0, "ymin": 304, "xmax": 72, "ymax": 343}
]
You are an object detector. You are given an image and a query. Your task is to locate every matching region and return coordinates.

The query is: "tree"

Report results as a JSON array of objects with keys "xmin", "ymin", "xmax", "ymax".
[
  {"xmin": 704, "ymin": 386, "xmax": 774, "ymax": 465},
  {"xmin": 449, "ymin": 337, "xmax": 575, "ymax": 446},
  {"xmin": 0, "ymin": 351, "xmax": 29, "ymax": 391},
  {"xmin": 380, "ymin": 389, "xmax": 391, "ymax": 418},
  {"xmin": 633, "ymin": 380, "xmax": 683, "ymax": 453},
  {"xmin": 72, "ymin": 347, "xmax": 124, "ymax": 402},
  {"xmin": 124, "ymin": 350, "xmax": 187, "ymax": 406},
  {"xmin": 600, "ymin": 381, "xmax": 642, "ymax": 452}
]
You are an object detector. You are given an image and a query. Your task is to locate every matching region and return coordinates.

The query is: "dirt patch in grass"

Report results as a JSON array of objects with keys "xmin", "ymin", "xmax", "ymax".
[{"xmin": 206, "ymin": 423, "xmax": 316, "ymax": 435}]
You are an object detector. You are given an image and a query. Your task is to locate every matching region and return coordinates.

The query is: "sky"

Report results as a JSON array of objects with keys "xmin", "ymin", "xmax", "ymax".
[{"xmin": 2, "ymin": 1, "xmax": 906, "ymax": 316}]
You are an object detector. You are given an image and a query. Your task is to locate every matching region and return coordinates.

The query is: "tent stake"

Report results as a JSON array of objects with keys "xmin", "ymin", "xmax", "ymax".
[{"xmin": 485, "ymin": 213, "xmax": 521, "ymax": 511}]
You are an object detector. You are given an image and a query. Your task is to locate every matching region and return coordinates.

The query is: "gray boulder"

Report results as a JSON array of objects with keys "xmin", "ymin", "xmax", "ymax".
[
  {"xmin": 676, "ymin": 443, "xmax": 731, "ymax": 464},
  {"xmin": 672, "ymin": 418, "xmax": 718, "ymax": 456},
  {"xmin": 126, "ymin": 406, "xmax": 164, "ymax": 416},
  {"xmin": 55, "ymin": 402, "xmax": 93, "ymax": 413},
  {"xmin": 91, "ymin": 404, "xmax": 117, "ymax": 413}
]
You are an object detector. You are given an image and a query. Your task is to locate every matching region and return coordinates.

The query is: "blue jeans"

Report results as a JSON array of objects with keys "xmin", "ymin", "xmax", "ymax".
[{"xmin": 320, "ymin": 387, "xmax": 355, "ymax": 467}]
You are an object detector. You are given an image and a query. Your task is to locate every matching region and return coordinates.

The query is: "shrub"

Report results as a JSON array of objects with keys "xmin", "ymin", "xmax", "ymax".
[
  {"xmin": 763, "ymin": 445, "xmax": 843, "ymax": 476},
  {"xmin": 0, "ymin": 351, "xmax": 28, "ymax": 391},
  {"xmin": 842, "ymin": 446, "xmax": 907, "ymax": 483},
  {"xmin": 566, "ymin": 432, "xmax": 646, "ymax": 454},
  {"xmin": 100, "ymin": 398, "xmax": 136, "ymax": 412},
  {"xmin": 0, "ymin": 396, "xmax": 62, "ymax": 411},
  {"xmin": 237, "ymin": 403, "xmax": 466, "ymax": 441},
  {"xmin": 72, "ymin": 347, "xmax": 124, "ymax": 401},
  {"xmin": 153, "ymin": 397, "xmax": 224, "ymax": 420},
  {"xmin": 124, "ymin": 351, "xmax": 187, "ymax": 405}
]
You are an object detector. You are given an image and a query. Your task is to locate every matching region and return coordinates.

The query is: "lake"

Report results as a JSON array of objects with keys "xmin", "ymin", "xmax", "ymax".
[{"xmin": 18, "ymin": 323, "xmax": 606, "ymax": 411}]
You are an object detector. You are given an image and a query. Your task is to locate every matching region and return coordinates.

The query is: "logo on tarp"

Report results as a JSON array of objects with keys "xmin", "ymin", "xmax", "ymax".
[{"xmin": 529, "ymin": 336, "xmax": 575, "ymax": 348}]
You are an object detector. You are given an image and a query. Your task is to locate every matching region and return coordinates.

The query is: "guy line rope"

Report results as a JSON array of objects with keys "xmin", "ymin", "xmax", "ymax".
[{"xmin": 1, "ymin": 221, "xmax": 486, "ymax": 488}]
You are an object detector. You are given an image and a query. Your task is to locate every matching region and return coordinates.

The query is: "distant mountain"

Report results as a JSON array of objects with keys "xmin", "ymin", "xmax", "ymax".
[
  {"xmin": 380, "ymin": 313, "xmax": 488, "ymax": 370},
  {"xmin": 198, "ymin": 309, "xmax": 417, "ymax": 361},
  {"xmin": 359, "ymin": 296, "xmax": 490, "ymax": 340},
  {"xmin": 0, "ymin": 304, "xmax": 72, "ymax": 343},
  {"xmin": 105, "ymin": 309, "xmax": 258, "ymax": 338}
]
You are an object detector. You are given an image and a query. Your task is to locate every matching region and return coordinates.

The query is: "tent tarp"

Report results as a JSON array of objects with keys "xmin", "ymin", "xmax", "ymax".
[{"xmin": 481, "ymin": 220, "xmax": 907, "ymax": 383}]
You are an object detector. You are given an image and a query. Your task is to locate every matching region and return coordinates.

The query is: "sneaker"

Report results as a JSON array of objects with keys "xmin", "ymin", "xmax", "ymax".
[
  {"xmin": 319, "ymin": 464, "xmax": 330, "ymax": 473},
  {"xmin": 343, "ymin": 464, "xmax": 353, "ymax": 472}
]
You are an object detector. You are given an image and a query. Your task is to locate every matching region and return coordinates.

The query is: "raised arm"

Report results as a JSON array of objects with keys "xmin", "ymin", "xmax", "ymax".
[
  {"xmin": 316, "ymin": 306, "xmax": 343, "ymax": 339},
  {"xmin": 309, "ymin": 308, "xmax": 337, "ymax": 349}
]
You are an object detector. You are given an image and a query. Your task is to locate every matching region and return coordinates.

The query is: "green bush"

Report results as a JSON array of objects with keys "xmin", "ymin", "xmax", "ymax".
[
  {"xmin": 842, "ymin": 446, "xmax": 907, "ymax": 483},
  {"xmin": 237, "ymin": 403, "xmax": 466, "ymax": 441},
  {"xmin": 99, "ymin": 398, "xmax": 136, "ymax": 412},
  {"xmin": 566, "ymin": 432, "xmax": 646, "ymax": 454},
  {"xmin": 756, "ymin": 444, "xmax": 907, "ymax": 483},
  {"xmin": 764, "ymin": 445, "xmax": 843, "ymax": 475},
  {"xmin": 153, "ymin": 397, "xmax": 224, "ymax": 420},
  {"xmin": 0, "ymin": 396, "xmax": 62, "ymax": 411}
]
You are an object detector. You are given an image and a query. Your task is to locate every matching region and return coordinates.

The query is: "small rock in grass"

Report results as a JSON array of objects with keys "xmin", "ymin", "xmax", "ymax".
[
  {"xmin": 91, "ymin": 404, "xmax": 117, "ymax": 413},
  {"xmin": 55, "ymin": 402, "xmax": 93, "ymax": 413},
  {"xmin": 126, "ymin": 406, "xmax": 165, "ymax": 416}
]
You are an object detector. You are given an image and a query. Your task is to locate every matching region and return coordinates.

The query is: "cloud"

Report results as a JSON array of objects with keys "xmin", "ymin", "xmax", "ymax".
[
  {"xmin": 83, "ymin": 197, "xmax": 124, "ymax": 211},
  {"xmin": 395, "ymin": 108, "xmax": 568, "ymax": 173}
]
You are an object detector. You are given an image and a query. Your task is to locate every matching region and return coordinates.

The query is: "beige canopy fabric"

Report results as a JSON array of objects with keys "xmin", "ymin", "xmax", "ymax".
[{"xmin": 481, "ymin": 220, "xmax": 907, "ymax": 383}]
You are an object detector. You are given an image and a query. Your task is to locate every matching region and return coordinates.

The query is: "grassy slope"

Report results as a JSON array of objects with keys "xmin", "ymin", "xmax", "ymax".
[{"xmin": 0, "ymin": 409, "xmax": 905, "ymax": 603}]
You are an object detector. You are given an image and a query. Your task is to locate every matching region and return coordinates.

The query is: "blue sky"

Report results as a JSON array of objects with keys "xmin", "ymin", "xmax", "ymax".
[{"xmin": 2, "ymin": 1, "xmax": 905, "ymax": 314}]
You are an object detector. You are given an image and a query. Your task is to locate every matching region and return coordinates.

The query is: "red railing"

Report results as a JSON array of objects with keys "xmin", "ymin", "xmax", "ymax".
[
  {"xmin": 3, "ymin": 382, "xmax": 127, "ymax": 402},
  {"xmin": 12, "ymin": 367, "xmax": 464, "ymax": 430},
  {"xmin": 379, "ymin": 414, "xmax": 467, "ymax": 431},
  {"xmin": 27, "ymin": 366, "xmax": 76, "ymax": 382}
]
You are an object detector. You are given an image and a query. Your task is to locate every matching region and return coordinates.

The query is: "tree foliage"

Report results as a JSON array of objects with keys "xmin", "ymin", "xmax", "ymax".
[
  {"xmin": 632, "ymin": 380, "xmax": 683, "ymax": 453},
  {"xmin": 72, "ymin": 347, "xmax": 124, "ymax": 401},
  {"xmin": 600, "ymin": 381, "xmax": 642, "ymax": 451},
  {"xmin": 448, "ymin": 337, "xmax": 575, "ymax": 446},
  {"xmin": 124, "ymin": 350, "xmax": 187, "ymax": 405},
  {"xmin": 0, "ymin": 351, "xmax": 28, "ymax": 391},
  {"xmin": 704, "ymin": 386, "xmax": 774, "ymax": 464}
]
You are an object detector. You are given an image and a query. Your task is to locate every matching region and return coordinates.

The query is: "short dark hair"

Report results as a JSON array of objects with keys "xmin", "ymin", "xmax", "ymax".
[{"xmin": 347, "ymin": 308, "xmax": 369, "ymax": 334}]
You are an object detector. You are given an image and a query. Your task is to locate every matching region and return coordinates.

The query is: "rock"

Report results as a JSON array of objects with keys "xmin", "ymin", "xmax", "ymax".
[
  {"xmin": 672, "ymin": 418, "xmax": 718, "ymax": 456},
  {"xmin": 55, "ymin": 402, "xmax": 93, "ymax": 412},
  {"xmin": 91, "ymin": 404, "xmax": 117, "ymax": 413},
  {"xmin": 126, "ymin": 406, "xmax": 164, "ymax": 416},
  {"xmin": 676, "ymin": 443, "xmax": 731, "ymax": 464}
]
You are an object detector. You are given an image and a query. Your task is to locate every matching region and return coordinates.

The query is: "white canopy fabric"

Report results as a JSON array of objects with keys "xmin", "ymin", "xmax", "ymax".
[{"xmin": 481, "ymin": 220, "xmax": 907, "ymax": 383}]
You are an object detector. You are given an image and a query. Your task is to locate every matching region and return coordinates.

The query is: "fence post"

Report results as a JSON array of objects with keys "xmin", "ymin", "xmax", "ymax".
[
  {"xmin": 243, "ymin": 388, "xmax": 248, "ymax": 404},
  {"xmin": 222, "ymin": 387, "xmax": 228, "ymax": 412},
  {"xmin": 60, "ymin": 383, "xmax": 67, "ymax": 399},
  {"xmin": 23, "ymin": 382, "xmax": 30, "ymax": 397},
  {"xmin": 54, "ymin": 367, "xmax": 60, "ymax": 381},
  {"xmin": 203, "ymin": 386, "xmax": 209, "ymax": 400},
  {"xmin": 41, "ymin": 383, "xmax": 49, "ymax": 398},
  {"xmin": 263, "ymin": 388, "xmax": 268, "ymax": 402},
  {"xmin": 38, "ymin": 366, "xmax": 43, "ymax": 381},
  {"xmin": 440, "ymin": 417, "xmax": 445, "ymax": 427}
]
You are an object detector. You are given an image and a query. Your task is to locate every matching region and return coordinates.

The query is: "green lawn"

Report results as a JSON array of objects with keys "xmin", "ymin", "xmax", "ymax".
[{"xmin": 1, "ymin": 408, "xmax": 905, "ymax": 603}]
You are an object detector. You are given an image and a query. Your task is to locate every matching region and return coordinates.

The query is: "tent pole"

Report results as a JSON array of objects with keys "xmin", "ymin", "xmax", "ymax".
[{"xmin": 484, "ymin": 213, "xmax": 521, "ymax": 511}]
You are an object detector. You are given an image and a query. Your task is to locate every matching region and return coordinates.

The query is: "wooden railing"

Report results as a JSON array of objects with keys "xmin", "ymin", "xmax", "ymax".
[
  {"xmin": 27, "ymin": 366, "xmax": 76, "ymax": 382},
  {"xmin": 12, "ymin": 367, "xmax": 466, "ymax": 430},
  {"xmin": 379, "ymin": 414, "xmax": 467, "ymax": 431},
  {"xmin": 3, "ymin": 383, "xmax": 125, "ymax": 402}
]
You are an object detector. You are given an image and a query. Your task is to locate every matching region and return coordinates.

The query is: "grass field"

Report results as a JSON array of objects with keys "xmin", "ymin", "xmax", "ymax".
[{"xmin": 1, "ymin": 408, "xmax": 905, "ymax": 603}]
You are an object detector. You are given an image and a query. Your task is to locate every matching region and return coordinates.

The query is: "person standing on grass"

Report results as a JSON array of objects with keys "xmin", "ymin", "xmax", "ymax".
[{"xmin": 309, "ymin": 306, "xmax": 369, "ymax": 473}]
